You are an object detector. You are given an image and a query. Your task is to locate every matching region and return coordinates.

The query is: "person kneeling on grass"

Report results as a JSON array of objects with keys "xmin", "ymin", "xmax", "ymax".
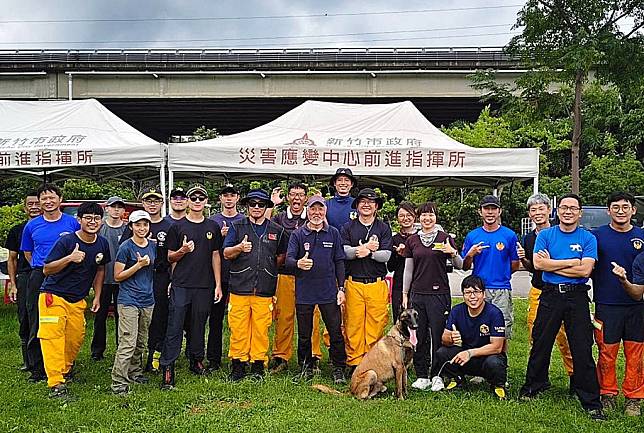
[
  {"xmin": 39, "ymin": 202, "xmax": 110, "ymax": 398},
  {"xmin": 433, "ymin": 275, "xmax": 508, "ymax": 400},
  {"xmin": 111, "ymin": 210, "xmax": 157, "ymax": 395}
]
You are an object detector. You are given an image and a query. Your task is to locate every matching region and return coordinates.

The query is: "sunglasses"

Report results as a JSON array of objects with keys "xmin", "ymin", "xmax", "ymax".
[
  {"xmin": 189, "ymin": 195, "xmax": 207, "ymax": 202},
  {"xmin": 247, "ymin": 200, "xmax": 267, "ymax": 208},
  {"xmin": 171, "ymin": 195, "xmax": 188, "ymax": 201}
]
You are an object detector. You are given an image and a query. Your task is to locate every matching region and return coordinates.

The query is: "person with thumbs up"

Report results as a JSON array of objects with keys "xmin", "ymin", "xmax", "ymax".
[
  {"xmin": 159, "ymin": 185, "xmax": 223, "ymax": 389},
  {"xmin": 38, "ymin": 202, "xmax": 110, "ymax": 398},
  {"xmin": 434, "ymin": 275, "xmax": 507, "ymax": 400},
  {"xmin": 223, "ymin": 189, "xmax": 288, "ymax": 381},
  {"xmin": 286, "ymin": 196, "xmax": 348, "ymax": 383},
  {"xmin": 110, "ymin": 210, "xmax": 157, "ymax": 395},
  {"xmin": 341, "ymin": 188, "xmax": 393, "ymax": 370},
  {"xmin": 206, "ymin": 184, "xmax": 245, "ymax": 372}
]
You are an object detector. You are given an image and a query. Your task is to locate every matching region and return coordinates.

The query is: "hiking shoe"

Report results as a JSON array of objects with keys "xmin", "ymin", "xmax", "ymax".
[
  {"xmin": 28, "ymin": 371, "xmax": 47, "ymax": 383},
  {"xmin": 300, "ymin": 363, "xmax": 314, "ymax": 381},
  {"xmin": 63, "ymin": 363, "xmax": 76, "ymax": 383},
  {"xmin": 587, "ymin": 409, "xmax": 607, "ymax": 421},
  {"xmin": 332, "ymin": 367, "xmax": 346, "ymax": 385},
  {"xmin": 411, "ymin": 378, "xmax": 432, "ymax": 391},
  {"xmin": 160, "ymin": 364, "xmax": 175, "ymax": 390},
  {"xmin": 269, "ymin": 357, "xmax": 288, "ymax": 373},
  {"xmin": 624, "ymin": 398, "xmax": 641, "ymax": 417},
  {"xmin": 131, "ymin": 375, "xmax": 149, "ymax": 384},
  {"xmin": 205, "ymin": 361, "xmax": 221, "ymax": 374},
  {"xmin": 311, "ymin": 357, "xmax": 321, "ymax": 375},
  {"xmin": 601, "ymin": 394, "xmax": 617, "ymax": 411},
  {"xmin": 229, "ymin": 359, "xmax": 247, "ymax": 382},
  {"xmin": 49, "ymin": 384, "xmax": 68, "ymax": 399},
  {"xmin": 493, "ymin": 386, "xmax": 507, "ymax": 400},
  {"xmin": 91, "ymin": 353, "xmax": 104, "ymax": 361},
  {"xmin": 189, "ymin": 360, "xmax": 207, "ymax": 376},
  {"xmin": 250, "ymin": 361, "xmax": 265, "ymax": 379},
  {"xmin": 445, "ymin": 378, "xmax": 463, "ymax": 391},
  {"xmin": 151, "ymin": 351, "xmax": 161, "ymax": 372},
  {"xmin": 112, "ymin": 385, "xmax": 130, "ymax": 396}
]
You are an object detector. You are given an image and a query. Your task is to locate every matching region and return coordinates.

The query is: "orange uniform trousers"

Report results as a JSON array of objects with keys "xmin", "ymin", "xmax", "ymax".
[
  {"xmin": 38, "ymin": 293, "xmax": 87, "ymax": 388},
  {"xmin": 345, "ymin": 278, "xmax": 389, "ymax": 366}
]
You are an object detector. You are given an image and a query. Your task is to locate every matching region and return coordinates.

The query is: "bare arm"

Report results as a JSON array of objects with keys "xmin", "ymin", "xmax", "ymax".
[
  {"xmin": 168, "ymin": 248, "xmax": 188, "ymax": 263},
  {"xmin": 90, "ymin": 266, "xmax": 105, "ymax": 312},
  {"xmin": 113, "ymin": 261, "xmax": 143, "ymax": 283},
  {"xmin": 24, "ymin": 251, "xmax": 32, "ymax": 265},
  {"xmin": 462, "ymin": 254, "xmax": 473, "ymax": 271},
  {"xmin": 553, "ymin": 258, "xmax": 595, "ymax": 278},
  {"xmin": 469, "ymin": 336, "xmax": 504, "ymax": 357},
  {"xmin": 619, "ymin": 279, "xmax": 644, "ymax": 301},
  {"xmin": 442, "ymin": 328, "xmax": 455, "ymax": 346},
  {"xmin": 212, "ymin": 250, "xmax": 222, "ymax": 290},
  {"xmin": 43, "ymin": 255, "xmax": 74, "ymax": 276},
  {"xmin": 7, "ymin": 251, "xmax": 18, "ymax": 287},
  {"xmin": 533, "ymin": 251, "xmax": 580, "ymax": 272},
  {"xmin": 511, "ymin": 260, "xmax": 521, "ymax": 273}
]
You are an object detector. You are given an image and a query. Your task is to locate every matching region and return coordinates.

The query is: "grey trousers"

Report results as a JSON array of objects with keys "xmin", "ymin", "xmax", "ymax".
[{"xmin": 111, "ymin": 304, "xmax": 153, "ymax": 391}]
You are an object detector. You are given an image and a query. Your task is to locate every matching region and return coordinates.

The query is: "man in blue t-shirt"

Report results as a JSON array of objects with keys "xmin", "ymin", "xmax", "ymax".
[
  {"xmin": 39, "ymin": 202, "xmax": 110, "ymax": 398},
  {"xmin": 326, "ymin": 167, "xmax": 357, "ymax": 231},
  {"xmin": 462, "ymin": 195, "xmax": 520, "ymax": 340},
  {"xmin": 434, "ymin": 275, "xmax": 507, "ymax": 399},
  {"xmin": 592, "ymin": 192, "xmax": 644, "ymax": 416},
  {"xmin": 520, "ymin": 193, "xmax": 605, "ymax": 420},
  {"xmin": 20, "ymin": 183, "xmax": 80, "ymax": 382}
]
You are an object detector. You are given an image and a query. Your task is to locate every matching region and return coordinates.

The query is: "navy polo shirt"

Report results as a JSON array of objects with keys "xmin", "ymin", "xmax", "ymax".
[
  {"xmin": 341, "ymin": 218, "xmax": 393, "ymax": 279},
  {"xmin": 286, "ymin": 223, "xmax": 345, "ymax": 305}
]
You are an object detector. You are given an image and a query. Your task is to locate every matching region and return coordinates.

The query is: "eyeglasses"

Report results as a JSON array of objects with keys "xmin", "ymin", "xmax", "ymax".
[
  {"xmin": 558, "ymin": 206, "xmax": 580, "ymax": 212},
  {"xmin": 462, "ymin": 289, "xmax": 484, "ymax": 297},
  {"xmin": 143, "ymin": 199, "xmax": 162, "ymax": 205},
  {"xmin": 189, "ymin": 195, "xmax": 207, "ymax": 202},
  {"xmin": 247, "ymin": 200, "xmax": 267, "ymax": 208},
  {"xmin": 610, "ymin": 205, "xmax": 632, "ymax": 212},
  {"xmin": 81, "ymin": 215, "xmax": 102, "ymax": 223},
  {"xmin": 288, "ymin": 192, "xmax": 306, "ymax": 198}
]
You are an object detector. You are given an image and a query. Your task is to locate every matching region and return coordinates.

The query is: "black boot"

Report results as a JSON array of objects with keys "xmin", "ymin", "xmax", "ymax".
[
  {"xmin": 250, "ymin": 361, "xmax": 265, "ymax": 380},
  {"xmin": 189, "ymin": 359, "xmax": 206, "ymax": 375},
  {"xmin": 229, "ymin": 359, "xmax": 247, "ymax": 382},
  {"xmin": 20, "ymin": 341, "xmax": 29, "ymax": 371},
  {"xmin": 160, "ymin": 364, "xmax": 175, "ymax": 390}
]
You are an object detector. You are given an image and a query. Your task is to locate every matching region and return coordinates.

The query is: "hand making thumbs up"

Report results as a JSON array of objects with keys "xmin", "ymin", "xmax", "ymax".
[
  {"xmin": 220, "ymin": 220, "xmax": 229, "ymax": 237},
  {"xmin": 366, "ymin": 234, "xmax": 379, "ymax": 252},
  {"xmin": 356, "ymin": 239, "xmax": 371, "ymax": 258},
  {"xmin": 180, "ymin": 235, "xmax": 195, "ymax": 254},
  {"xmin": 297, "ymin": 251, "xmax": 314, "ymax": 270},
  {"xmin": 69, "ymin": 243, "xmax": 85, "ymax": 263},
  {"xmin": 516, "ymin": 241, "xmax": 525, "ymax": 259},
  {"xmin": 240, "ymin": 234, "xmax": 253, "ymax": 253},
  {"xmin": 136, "ymin": 251, "xmax": 151, "ymax": 268},
  {"xmin": 451, "ymin": 324, "xmax": 462, "ymax": 347}
]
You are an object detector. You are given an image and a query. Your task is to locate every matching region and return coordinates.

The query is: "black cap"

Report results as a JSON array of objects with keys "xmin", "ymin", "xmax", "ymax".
[
  {"xmin": 170, "ymin": 187, "xmax": 187, "ymax": 198},
  {"xmin": 186, "ymin": 184, "xmax": 208, "ymax": 197},
  {"xmin": 140, "ymin": 186, "xmax": 163, "ymax": 200},
  {"xmin": 240, "ymin": 189, "xmax": 274, "ymax": 208},
  {"xmin": 352, "ymin": 188, "xmax": 383, "ymax": 209},
  {"xmin": 219, "ymin": 184, "xmax": 238, "ymax": 195},
  {"xmin": 480, "ymin": 195, "xmax": 501, "ymax": 208},
  {"xmin": 329, "ymin": 167, "xmax": 357, "ymax": 187}
]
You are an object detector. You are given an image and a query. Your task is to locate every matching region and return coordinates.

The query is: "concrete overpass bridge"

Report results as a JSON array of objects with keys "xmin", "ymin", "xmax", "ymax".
[{"xmin": 0, "ymin": 48, "xmax": 523, "ymax": 141}]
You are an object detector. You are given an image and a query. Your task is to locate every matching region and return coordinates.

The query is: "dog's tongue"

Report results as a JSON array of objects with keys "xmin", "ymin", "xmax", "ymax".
[{"xmin": 409, "ymin": 329, "xmax": 418, "ymax": 348}]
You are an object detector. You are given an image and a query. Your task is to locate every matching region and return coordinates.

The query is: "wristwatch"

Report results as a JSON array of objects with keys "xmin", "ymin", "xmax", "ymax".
[{"xmin": 338, "ymin": 287, "xmax": 345, "ymax": 293}]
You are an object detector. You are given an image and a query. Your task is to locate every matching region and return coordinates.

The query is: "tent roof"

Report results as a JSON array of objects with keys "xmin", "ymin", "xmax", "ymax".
[
  {"xmin": 168, "ymin": 100, "xmax": 538, "ymax": 187},
  {"xmin": 0, "ymin": 99, "xmax": 163, "ymax": 177}
]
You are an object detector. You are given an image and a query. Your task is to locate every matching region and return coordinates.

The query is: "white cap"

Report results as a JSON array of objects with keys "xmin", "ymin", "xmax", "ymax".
[{"xmin": 128, "ymin": 210, "xmax": 152, "ymax": 223}]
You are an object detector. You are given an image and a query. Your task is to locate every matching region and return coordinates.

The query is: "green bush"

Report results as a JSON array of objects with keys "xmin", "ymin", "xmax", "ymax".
[{"xmin": 0, "ymin": 204, "xmax": 27, "ymax": 246}]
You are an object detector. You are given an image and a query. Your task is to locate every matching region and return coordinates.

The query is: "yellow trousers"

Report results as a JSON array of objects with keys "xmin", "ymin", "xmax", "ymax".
[
  {"xmin": 38, "ymin": 293, "xmax": 87, "ymax": 388},
  {"xmin": 527, "ymin": 286, "xmax": 574, "ymax": 376},
  {"xmin": 272, "ymin": 274, "xmax": 322, "ymax": 360},
  {"xmin": 228, "ymin": 293, "xmax": 273, "ymax": 363},
  {"xmin": 345, "ymin": 278, "xmax": 389, "ymax": 366}
]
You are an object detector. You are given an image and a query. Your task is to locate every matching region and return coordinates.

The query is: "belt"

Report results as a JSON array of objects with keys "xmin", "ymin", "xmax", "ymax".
[
  {"xmin": 543, "ymin": 283, "xmax": 589, "ymax": 293},
  {"xmin": 349, "ymin": 276, "xmax": 383, "ymax": 284}
]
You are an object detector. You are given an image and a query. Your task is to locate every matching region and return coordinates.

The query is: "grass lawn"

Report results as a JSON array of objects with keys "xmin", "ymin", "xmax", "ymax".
[{"xmin": 0, "ymin": 298, "xmax": 641, "ymax": 433}]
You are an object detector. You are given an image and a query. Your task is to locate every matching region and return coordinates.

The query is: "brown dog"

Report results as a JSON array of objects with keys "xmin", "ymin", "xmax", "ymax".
[{"xmin": 350, "ymin": 308, "xmax": 419, "ymax": 400}]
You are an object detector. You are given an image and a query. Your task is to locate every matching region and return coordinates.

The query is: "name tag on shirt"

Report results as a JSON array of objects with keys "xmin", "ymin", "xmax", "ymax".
[{"xmin": 323, "ymin": 242, "xmax": 334, "ymax": 248}]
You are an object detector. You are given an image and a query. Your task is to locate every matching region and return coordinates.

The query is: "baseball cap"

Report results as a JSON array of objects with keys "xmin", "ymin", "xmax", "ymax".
[
  {"xmin": 106, "ymin": 196, "xmax": 125, "ymax": 207},
  {"xmin": 220, "ymin": 184, "xmax": 238, "ymax": 195},
  {"xmin": 240, "ymin": 189, "xmax": 274, "ymax": 208},
  {"xmin": 129, "ymin": 210, "xmax": 152, "ymax": 223},
  {"xmin": 186, "ymin": 184, "xmax": 208, "ymax": 197},
  {"xmin": 140, "ymin": 186, "xmax": 163, "ymax": 200},
  {"xmin": 306, "ymin": 195, "xmax": 326, "ymax": 207},
  {"xmin": 170, "ymin": 187, "xmax": 187, "ymax": 198},
  {"xmin": 480, "ymin": 195, "xmax": 501, "ymax": 208}
]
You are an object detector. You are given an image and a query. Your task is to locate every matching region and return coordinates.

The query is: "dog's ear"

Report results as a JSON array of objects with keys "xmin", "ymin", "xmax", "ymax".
[{"xmin": 398, "ymin": 309, "xmax": 409, "ymax": 321}]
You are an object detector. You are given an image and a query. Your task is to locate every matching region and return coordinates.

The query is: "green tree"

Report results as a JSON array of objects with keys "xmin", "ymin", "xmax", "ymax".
[
  {"xmin": 0, "ymin": 204, "xmax": 26, "ymax": 246},
  {"xmin": 508, "ymin": 0, "xmax": 644, "ymax": 193}
]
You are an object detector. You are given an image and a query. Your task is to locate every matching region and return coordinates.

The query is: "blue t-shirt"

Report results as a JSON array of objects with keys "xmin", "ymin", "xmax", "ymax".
[
  {"xmin": 326, "ymin": 195, "xmax": 355, "ymax": 231},
  {"xmin": 633, "ymin": 252, "xmax": 644, "ymax": 286},
  {"xmin": 445, "ymin": 302, "xmax": 505, "ymax": 350},
  {"xmin": 41, "ymin": 232, "xmax": 111, "ymax": 303},
  {"xmin": 115, "ymin": 238, "xmax": 156, "ymax": 308},
  {"xmin": 20, "ymin": 214, "xmax": 80, "ymax": 267},
  {"xmin": 461, "ymin": 226, "xmax": 519, "ymax": 290},
  {"xmin": 286, "ymin": 224, "xmax": 346, "ymax": 305},
  {"xmin": 534, "ymin": 226, "xmax": 598, "ymax": 285},
  {"xmin": 223, "ymin": 219, "xmax": 267, "ymax": 248},
  {"xmin": 211, "ymin": 212, "xmax": 246, "ymax": 284},
  {"xmin": 592, "ymin": 225, "xmax": 644, "ymax": 305}
]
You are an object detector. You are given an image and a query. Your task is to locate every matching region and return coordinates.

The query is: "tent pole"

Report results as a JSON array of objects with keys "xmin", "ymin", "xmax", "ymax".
[
  {"xmin": 533, "ymin": 176, "xmax": 539, "ymax": 194},
  {"xmin": 159, "ymin": 163, "xmax": 167, "ymax": 218},
  {"xmin": 68, "ymin": 73, "xmax": 73, "ymax": 101}
]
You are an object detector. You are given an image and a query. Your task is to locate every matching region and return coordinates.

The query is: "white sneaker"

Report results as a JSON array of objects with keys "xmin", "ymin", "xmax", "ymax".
[
  {"xmin": 430, "ymin": 376, "xmax": 445, "ymax": 392},
  {"xmin": 411, "ymin": 377, "xmax": 432, "ymax": 390}
]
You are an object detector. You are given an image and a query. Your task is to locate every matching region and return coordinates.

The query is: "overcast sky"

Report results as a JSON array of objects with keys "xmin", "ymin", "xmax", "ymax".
[{"xmin": 0, "ymin": 0, "xmax": 525, "ymax": 50}]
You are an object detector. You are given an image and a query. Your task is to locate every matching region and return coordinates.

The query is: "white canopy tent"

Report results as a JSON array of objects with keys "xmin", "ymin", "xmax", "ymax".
[
  {"xmin": 0, "ymin": 98, "xmax": 165, "ymax": 198},
  {"xmin": 168, "ymin": 100, "xmax": 539, "ymax": 192}
]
